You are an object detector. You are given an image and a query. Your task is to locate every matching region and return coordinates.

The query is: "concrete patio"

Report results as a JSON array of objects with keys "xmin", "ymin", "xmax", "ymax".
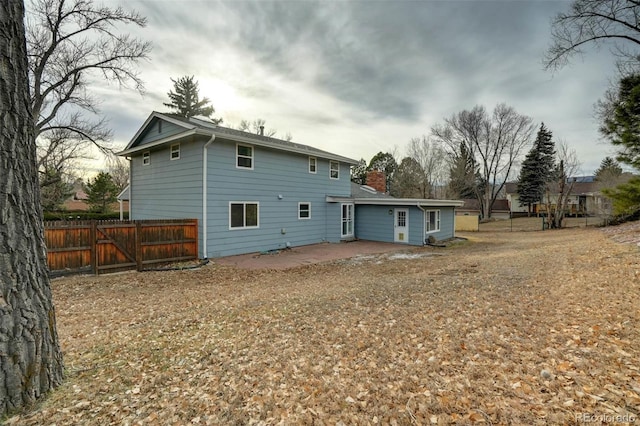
[{"xmin": 213, "ymin": 240, "xmax": 413, "ymax": 270}]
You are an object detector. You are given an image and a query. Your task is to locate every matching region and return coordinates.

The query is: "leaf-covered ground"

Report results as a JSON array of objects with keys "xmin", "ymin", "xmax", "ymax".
[{"xmin": 7, "ymin": 224, "xmax": 640, "ymax": 425}]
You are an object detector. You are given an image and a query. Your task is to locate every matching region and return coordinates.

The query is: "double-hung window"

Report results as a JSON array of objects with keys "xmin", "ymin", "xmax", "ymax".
[
  {"xmin": 298, "ymin": 202, "xmax": 311, "ymax": 219},
  {"xmin": 170, "ymin": 143, "xmax": 180, "ymax": 160},
  {"xmin": 309, "ymin": 157, "xmax": 317, "ymax": 174},
  {"xmin": 229, "ymin": 202, "xmax": 259, "ymax": 229},
  {"xmin": 330, "ymin": 160, "xmax": 339, "ymax": 179},
  {"xmin": 237, "ymin": 144, "xmax": 253, "ymax": 169},
  {"xmin": 142, "ymin": 151, "xmax": 150, "ymax": 166},
  {"xmin": 425, "ymin": 210, "xmax": 440, "ymax": 233}
]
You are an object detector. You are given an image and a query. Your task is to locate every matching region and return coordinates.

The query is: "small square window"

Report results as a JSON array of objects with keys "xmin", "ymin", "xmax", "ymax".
[
  {"xmin": 237, "ymin": 144, "xmax": 253, "ymax": 169},
  {"xmin": 330, "ymin": 160, "xmax": 339, "ymax": 179},
  {"xmin": 309, "ymin": 157, "xmax": 317, "ymax": 174},
  {"xmin": 298, "ymin": 202, "xmax": 311, "ymax": 219},
  {"xmin": 170, "ymin": 143, "xmax": 180, "ymax": 160},
  {"xmin": 142, "ymin": 151, "xmax": 150, "ymax": 166}
]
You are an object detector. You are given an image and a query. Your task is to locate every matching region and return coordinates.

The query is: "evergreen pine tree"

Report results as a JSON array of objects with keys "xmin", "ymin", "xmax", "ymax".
[
  {"xmin": 86, "ymin": 172, "xmax": 118, "ymax": 213},
  {"xmin": 595, "ymin": 156, "xmax": 623, "ymax": 180},
  {"xmin": 164, "ymin": 75, "xmax": 222, "ymax": 123},
  {"xmin": 367, "ymin": 152, "xmax": 398, "ymax": 192},
  {"xmin": 448, "ymin": 142, "xmax": 478, "ymax": 199},
  {"xmin": 517, "ymin": 123, "xmax": 555, "ymax": 215},
  {"xmin": 600, "ymin": 74, "xmax": 640, "ymax": 170},
  {"xmin": 350, "ymin": 159, "xmax": 367, "ymax": 185},
  {"xmin": 391, "ymin": 157, "xmax": 424, "ymax": 198}
]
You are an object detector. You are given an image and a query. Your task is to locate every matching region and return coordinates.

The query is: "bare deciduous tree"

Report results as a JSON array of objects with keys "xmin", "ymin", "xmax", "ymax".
[
  {"xmin": 106, "ymin": 155, "xmax": 129, "ymax": 193},
  {"xmin": 407, "ymin": 136, "xmax": 447, "ymax": 198},
  {"xmin": 26, "ymin": 0, "xmax": 150, "ymax": 184},
  {"xmin": 432, "ymin": 104, "xmax": 534, "ymax": 218},
  {"xmin": 1, "ymin": 0, "xmax": 64, "ymax": 415},
  {"xmin": 543, "ymin": 142, "xmax": 582, "ymax": 229},
  {"xmin": 545, "ymin": 0, "xmax": 640, "ymax": 73},
  {"xmin": 238, "ymin": 118, "xmax": 278, "ymax": 137}
]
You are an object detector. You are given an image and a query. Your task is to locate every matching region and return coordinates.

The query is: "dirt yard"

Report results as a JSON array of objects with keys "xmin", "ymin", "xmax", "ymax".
[{"xmin": 6, "ymin": 223, "xmax": 640, "ymax": 425}]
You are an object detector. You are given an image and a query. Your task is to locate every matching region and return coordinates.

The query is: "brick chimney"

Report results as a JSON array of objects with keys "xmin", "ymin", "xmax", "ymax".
[{"xmin": 366, "ymin": 170, "xmax": 387, "ymax": 193}]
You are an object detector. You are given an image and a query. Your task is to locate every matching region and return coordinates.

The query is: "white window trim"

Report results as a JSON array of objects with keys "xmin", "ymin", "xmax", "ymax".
[
  {"xmin": 170, "ymin": 143, "xmax": 180, "ymax": 160},
  {"xmin": 341, "ymin": 203, "xmax": 354, "ymax": 237},
  {"xmin": 236, "ymin": 143, "xmax": 254, "ymax": 170},
  {"xmin": 330, "ymin": 160, "xmax": 340, "ymax": 180},
  {"xmin": 229, "ymin": 201, "xmax": 259, "ymax": 230},
  {"xmin": 298, "ymin": 202, "xmax": 311, "ymax": 220},
  {"xmin": 425, "ymin": 209, "xmax": 441, "ymax": 233},
  {"xmin": 142, "ymin": 151, "xmax": 150, "ymax": 166},
  {"xmin": 308, "ymin": 157, "xmax": 317, "ymax": 174}
]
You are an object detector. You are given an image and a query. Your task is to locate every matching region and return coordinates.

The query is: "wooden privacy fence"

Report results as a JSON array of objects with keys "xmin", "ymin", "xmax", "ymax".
[{"xmin": 44, "ymin": 219, "xmax": 198, "ymax": 276}]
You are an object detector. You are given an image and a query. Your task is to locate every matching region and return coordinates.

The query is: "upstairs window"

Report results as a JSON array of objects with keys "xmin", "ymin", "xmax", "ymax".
[
  {"xmin": 142, "ymin": 151, "xmax": 150, "ymax": 166},
  {"xmin": 170, "ymin": 143, "xmax": 180, "ymax": 160},
  {"xmin": 298, "ymin": 202, "xmax": 311, "ymax": 219},
  {"xmin": 330, "ymin": 160, "xmax": 339, "ymax": 179},
  {"xmin": 237, "ymin": 144, "xmax": 253, "ymax": 169},
  {"xmin": 309, "ymin": 157, "xmax": 317, "ymax": 174}
]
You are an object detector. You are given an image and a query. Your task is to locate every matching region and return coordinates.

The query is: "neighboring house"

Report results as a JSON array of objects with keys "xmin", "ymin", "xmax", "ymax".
[
  {"xmin": 505, "ymin": 177, "xmax": 605, "ymax": 217},
  {"xmin": 456, "ymin": 198, "xmax": 511, "ymax": 220},
  {"xmin": 62, "ymin": 180, "xmax": 89, "ymax": 211},
  {"xmin": 61, "ymin": 179, "xmax": 129, "ymax": 213},
  {"xmin": 117, "ymin": 186, "xmax": 130, "ymax": 220},
  {"xmin": 118, "ymin": 112, "xmax": 463, "ymax": 258}
]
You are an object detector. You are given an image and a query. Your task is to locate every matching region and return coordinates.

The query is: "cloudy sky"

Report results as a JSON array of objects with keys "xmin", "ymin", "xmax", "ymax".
[{"xmin": 91, "ymin": 0, "xmax": 620, "ymax": 176}]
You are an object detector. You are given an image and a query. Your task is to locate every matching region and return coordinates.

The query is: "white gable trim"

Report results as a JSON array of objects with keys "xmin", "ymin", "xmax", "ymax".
[
  {"xmin": 123, "ymin": 112, "xmax": 197, "ymax": 151},
  {"xmin": 118, "ymin": 128, "xmax": 209, "ymax": 156}
]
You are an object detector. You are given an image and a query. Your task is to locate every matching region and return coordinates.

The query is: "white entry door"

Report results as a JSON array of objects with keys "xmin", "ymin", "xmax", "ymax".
[{"xmin": 394, "ymin": 208, "xmax": 408, "ymax": 243}]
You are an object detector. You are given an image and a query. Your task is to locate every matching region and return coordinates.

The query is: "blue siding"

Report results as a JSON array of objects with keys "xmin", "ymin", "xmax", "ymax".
[
  {"xmin": 204, "ymin": 139, "xmax": 350, "ymax": 257},
  {"xmin": 355, "ymin": 205, "xmax": 395, "ymax": 243},
  {"xmin": 355, "ymin": 205, "xmax": 424, "ymax": 245},
  {"xmin": 355, "ymin": 205, "xmax": 456, "ymax": 245},
  {"xmin": 137, "ymin": 119, "xmax": 185, "ymax": 146},
  {"xmin": 130, "ymin": 138, "xmax": 205, "ymax": 252},
  {"xmin": 428, "ymin": 206, "xmax": 456, "ymax": 241}
]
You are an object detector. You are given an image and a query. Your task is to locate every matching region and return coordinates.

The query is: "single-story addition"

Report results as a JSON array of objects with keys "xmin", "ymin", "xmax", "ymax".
[
  {"xmin": 330, "ymin": 180, "xmax": 464, "ymax": 245},
  {"xmin": 118, "ymin": 112, "xmax": 463, "ymax": 258}
]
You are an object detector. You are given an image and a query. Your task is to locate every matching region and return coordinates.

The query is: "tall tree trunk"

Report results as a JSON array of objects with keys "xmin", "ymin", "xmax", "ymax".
[{"xmin": 0, "ymin": 1, "xmax": 64, "ymax": 415}]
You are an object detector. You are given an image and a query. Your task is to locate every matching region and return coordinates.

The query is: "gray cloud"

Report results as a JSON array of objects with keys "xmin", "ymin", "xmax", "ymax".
[{"xmin": 99, "ymin": 0, "xmax": 623, "ymax": 174}]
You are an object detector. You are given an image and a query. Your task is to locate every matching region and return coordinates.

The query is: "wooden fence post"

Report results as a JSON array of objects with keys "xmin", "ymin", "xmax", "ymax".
[
  {"xmin": 90, "ymin": 220, "xmax": 97, "ymax": 275},
  {"xmin": 135, "ymin": 221, "xmax": 143, "ymax": 272}
]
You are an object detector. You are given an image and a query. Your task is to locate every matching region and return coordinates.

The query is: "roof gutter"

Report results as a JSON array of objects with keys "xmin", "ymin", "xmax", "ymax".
[
  {"xmin": 117, "ymin": 128, "xmax": 210, "ymax": 156},
  {"xmin": 202, "ymin": 134, "xmax": 216, "ymax": 259}
]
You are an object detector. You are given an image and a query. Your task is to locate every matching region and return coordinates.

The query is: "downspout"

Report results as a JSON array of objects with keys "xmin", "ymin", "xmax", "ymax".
[
  {"xmin": 417, "ymin": 203, "xmax": 426, "ymax": 245},
  {"xmin": 202, "ymin": 134, "xmax": 216, "ymax": 259},
  {"xmin": 127, "ymin": 157, "xmax": 132, "ymax": 219}
]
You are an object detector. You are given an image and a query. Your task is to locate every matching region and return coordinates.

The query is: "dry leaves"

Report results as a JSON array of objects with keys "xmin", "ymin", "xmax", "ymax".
[{"xmin": 7, "ymin": 222, "xmax": 640, "ymax": 425}]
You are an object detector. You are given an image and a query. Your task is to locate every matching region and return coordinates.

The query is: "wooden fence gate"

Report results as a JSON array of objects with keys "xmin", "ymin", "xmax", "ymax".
[{"xmin": 45, "ymin": 219, "xmax": 198, "ymax": 276}]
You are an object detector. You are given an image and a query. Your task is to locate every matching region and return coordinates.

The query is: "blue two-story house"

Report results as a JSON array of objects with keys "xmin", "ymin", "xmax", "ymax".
[{"xmin": 118, "ymin": 112, "xmax": 463, "ymax": 258}]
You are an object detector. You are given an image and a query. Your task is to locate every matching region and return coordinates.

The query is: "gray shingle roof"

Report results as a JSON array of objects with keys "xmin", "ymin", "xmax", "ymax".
[
  {"xmin": 160, "ymin": 113, "xmax": 358, "ymax": 164},
  {"xmin": 350, "ymin": 182, "xmax": 393, "ymax": 199}
]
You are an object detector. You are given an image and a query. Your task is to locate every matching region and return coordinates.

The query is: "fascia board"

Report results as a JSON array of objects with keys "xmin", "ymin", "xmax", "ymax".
[
  {"xmin": 117, "ymin": 128, "xmax": 209, "ymax": 156},
  {"xmin": 123, "ymin": 112, "xmax": 197, "ymax": 151}
]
